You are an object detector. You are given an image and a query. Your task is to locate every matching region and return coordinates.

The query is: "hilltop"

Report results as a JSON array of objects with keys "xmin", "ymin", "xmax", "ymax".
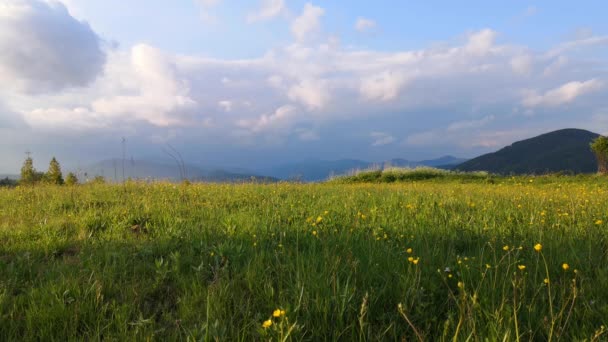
[{"xmin": 455, "ymin": 129, "xmax": 600, "ymax": 174}]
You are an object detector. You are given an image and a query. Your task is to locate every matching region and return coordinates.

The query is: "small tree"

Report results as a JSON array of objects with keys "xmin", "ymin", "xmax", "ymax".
[
  {"xmin": 46, "ymin": 157, "xmax": 64, "ymax": 185},
  {"xmin": 590, "ymin": 136, "xmax": 608, "ymax": 174},
  {"xmin": 65, "ymin": 172, "xmax": 78, "ymax": 186},
  {"xmin": 20, "ymin": 156, "xmax": 37, "ymax": 185}
]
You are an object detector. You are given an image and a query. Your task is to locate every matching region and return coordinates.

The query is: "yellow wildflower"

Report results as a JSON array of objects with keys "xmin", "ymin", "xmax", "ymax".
[
  {"xmin": 406, "ymin": 248, "xmax": 412, "ymax": 254},
  {"xmin": 262, "ymin": 319, "xmax": 273, "ymax": 328},
  {"xmin": 562, "ymin": 263, "xmax": 570, "ymax": 271},
  {"xmin": 312, "ymin": 230, "xmax": 317, "ymax": 236},
  {"xmin": 502, "ymin": 245, "xmax": 509, "ymax": 251},
  {"xmin": 316, "ymin": 216, "xmax": 323, "ymax": 224},
  {"xmin": 412, "ymin": 258, "xmax": 420, "ymax": 265},
  {"xmin": 544, "ymin": 278, "xmax": 550, "ymax": 284},
  {"xmin": 596, "ymin": 220, "xmax": 603, "ymax": 225},
  {"xmin": 518, "ymin": 265, "xmax": 526, "ymax": 271},
  {"xmin": 273, "ymin": 309, "xmax": 285, "ymax": 317},
  {"xmin": 534, "ymin": 243, "xmax": 542, "ymax": 252},
  {"xmin": 407, "ymin": 256, "xmax": 414, "ymax": 263}
]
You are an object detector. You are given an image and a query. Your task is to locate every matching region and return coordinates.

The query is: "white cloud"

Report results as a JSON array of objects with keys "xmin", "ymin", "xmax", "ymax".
[
  {"xmin": 355, "ymin": 17, "xmax": 376, "ymax": 32},
  {"xmin": 291, "ymin": 3, "xmax": 324, "ymax": 42},
  {"xmin": 447, "ymin": 115, "xmax": 495, "ymax": 132},
  {"xmin": 247, "ymin": 0, "xmax": 286, "ymax": 23},
  {"xmin": 465, "ymin": 29, "xmax": 497, "ymax": 56},
  {"xmin": 287, "ymin": 79, "xmax": 330, "ymax": 110},
  {"xmin": 523, "ymin": 79, "xmax": 604, "ymax": 108},
  {"xmin": 237, "ymin": 105, "xmax": 297, "ymax": 134},
  {"xmin": 510, "ymin": 54, "xmax": 533, "ymax": 75},
  {"xmin": 0, "ymin": 0, "xmax": 106, "ymax": 93},
  {"xmin": 360, "ymin": 71, "xmax": 409, "ymax": 102},
  {"xmin": 218, "ymin": 100, "xmax": 233, "ymax": 112},
  {"xmin": 370, "ymin": 132, "xmax": 395, "ymax": 146}
]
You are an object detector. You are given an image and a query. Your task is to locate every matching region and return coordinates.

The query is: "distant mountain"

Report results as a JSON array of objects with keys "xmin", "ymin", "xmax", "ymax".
[
  {"xmin": 263, "ymin": 156, "xmax": 468, "ymax": 181},
  {"xmin": 0, "ymin": 174, "xmax": 18, "ymax": 180},
  {"xmin": 262, "ymin": 159, "xmax": 372, "ymax": 182},
  {"xmin": 455, "ymin": 129, "xmax": 600, "ymax": 174},
  {"xmin": 77, "ymin": 159, "xmax": 277, "ymax": 183}
]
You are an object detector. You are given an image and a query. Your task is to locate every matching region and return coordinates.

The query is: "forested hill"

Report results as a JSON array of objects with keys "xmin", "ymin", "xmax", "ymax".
[{"xmin": 455, "ymin": 129, "xmax": 600, "ymax": 174}]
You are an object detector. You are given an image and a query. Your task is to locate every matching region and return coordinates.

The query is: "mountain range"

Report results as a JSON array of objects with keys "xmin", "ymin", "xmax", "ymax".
[
  {"xmin": 260, "ymin": 156, "xmax": 467, "ymax": 181},
  {"xmin": 75, "ymin": 159, "xmax": 278, "ymax": 183}
]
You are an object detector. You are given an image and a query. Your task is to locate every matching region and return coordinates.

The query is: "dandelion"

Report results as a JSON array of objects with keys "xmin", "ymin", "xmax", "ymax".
[
  {"xmin": 518, "ymin": 265, "xmax": 526, "ymax": 271},
  {"xmin": 316, "ymin": 216, "xmax": 323, "ymax": 224},
  {"xmin": 562, "ymin": 263, "xmax": 570, "ymax": 271},
  {"xmin": 262, "ymin": 319, "xmax": 273, "ymax": 329},
  {"xmin": 534, "ymin": 243, "xmax": 542, "ymax": 252}
]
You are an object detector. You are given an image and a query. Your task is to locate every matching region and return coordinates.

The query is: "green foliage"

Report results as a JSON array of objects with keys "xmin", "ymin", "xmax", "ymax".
[
  {"xmin": 331, "ymin": 167, "xmax": 492, "ymax": 183},
  {"xmin": 65, "ymin": 172, "xmax": 78, "ymax": 186},
  {"xmin": 45, "ymin": 157, "xmax": 64, "ymax": 185},
  {"xmin": 1, "ymin": 180, "xmax": 608, "ymax": 340},
  {"xmin": 590, "ymin": 136, "xmax": 608, "ymax": 174},
  {"xmin": 0, "ymin": 177, "xmax": 17, "ymax": 187},
  {"xmin": 19, "ymin": 157, "xmax": 37, "ymax": 185},
  {"xmin": 90, "ymin": 175, "xmax": 106, "ymax": 184}
]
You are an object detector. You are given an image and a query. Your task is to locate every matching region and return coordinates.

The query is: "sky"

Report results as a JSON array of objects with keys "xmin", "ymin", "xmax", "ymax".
[{"xmin": 1, "ymin": 0, "xmax": 608, "ymax": 173}]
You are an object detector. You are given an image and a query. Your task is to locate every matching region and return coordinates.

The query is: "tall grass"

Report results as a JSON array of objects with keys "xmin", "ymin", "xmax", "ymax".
[
  {"xmin": 1, "ymin": 179, "xmax": 608, "ymax": 340},
  {"xmin": 329, "ymin": 167, "xmax": 492, "ymax": 183}
]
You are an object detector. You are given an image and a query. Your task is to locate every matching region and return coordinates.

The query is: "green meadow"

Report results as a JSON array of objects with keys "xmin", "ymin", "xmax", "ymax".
[{"xmin": 1, "ymin": 177, "xmax": 608, "ymax": 341}]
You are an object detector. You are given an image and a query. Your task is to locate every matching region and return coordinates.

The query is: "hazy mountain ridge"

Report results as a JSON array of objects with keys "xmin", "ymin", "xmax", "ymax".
[
  {"xmin": 76, "ymin": 159, "xmax": 278, "ymax": 183},
  {"xmin": 261, "ymin": 156, "xmax": 468, "ymax": 181}
]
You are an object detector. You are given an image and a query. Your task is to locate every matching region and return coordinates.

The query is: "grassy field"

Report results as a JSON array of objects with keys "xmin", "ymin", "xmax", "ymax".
[{"xmin": 1, "ymin": 178, "xmax": 608, "ymax": 341}]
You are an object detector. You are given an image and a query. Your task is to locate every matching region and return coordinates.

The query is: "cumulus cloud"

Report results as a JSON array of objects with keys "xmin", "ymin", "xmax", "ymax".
[
  {"xmin": 510, "ymin": 54, "xmax": 533, "ymax": 75},
  {"xmin": 360, "ymin": 71, "xmax": 409, "ymax": 101},
  {"xmin": 522, "ymin": 79, "xmax": 604, "ymax": 107},
  {"xmin": 355, "ymin": 17, "xmax": 376, "ymax": 32},
  {"xmin": 287, "ymin": 79, "xmax": 330, "ymax": 110},
  {"xmin": 291, "ymin": 3, "xmax": 324, "ymax": 42},
  {"xmin": 247, "ymin": 0, "xmax": 286, "ymax": 23},
  {"xmin": 407, "ymin": 115, "xmax": 508, "ymax": 148},
  {"xmin": 2, "ymin": 1, "xmax": 607, "ymax": 160},
  {"xmin": 370, "ymin": 132, "xmax": 395, "ymax": 146},
  {"xmin": 237, "ymin": 105, "xmax": 297, "ymax": 134},
  {"xmin": 0, "ymin": 0, "xmax": 106, "ymax": 93}
]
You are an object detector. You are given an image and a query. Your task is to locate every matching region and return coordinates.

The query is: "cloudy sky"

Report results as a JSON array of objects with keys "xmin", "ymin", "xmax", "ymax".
[{"xmin": 1, "ymin": 0, "xmax": 608, "ymax": 173}]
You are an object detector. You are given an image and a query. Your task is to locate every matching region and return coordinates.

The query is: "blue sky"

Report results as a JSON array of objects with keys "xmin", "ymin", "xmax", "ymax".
[{"xmin": 1, "ymin": 0, "xmax": 608, "ymax": 173}]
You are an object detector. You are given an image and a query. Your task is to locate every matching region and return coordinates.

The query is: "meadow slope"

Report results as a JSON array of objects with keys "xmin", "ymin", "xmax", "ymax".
[{"xmin": 1, "ymin": 179, "xmax": 608, "ymax": 340}]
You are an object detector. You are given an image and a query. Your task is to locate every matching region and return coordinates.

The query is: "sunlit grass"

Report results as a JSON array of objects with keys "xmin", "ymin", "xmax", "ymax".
[{"xmin": 1, "ymin": 178, "xmax": 608, "ymax": 340}]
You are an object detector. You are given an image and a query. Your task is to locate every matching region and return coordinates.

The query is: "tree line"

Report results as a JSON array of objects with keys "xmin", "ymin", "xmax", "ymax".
[{"xmin": 18, "ymin": 156, "xmax": 79, "ymax": 186}]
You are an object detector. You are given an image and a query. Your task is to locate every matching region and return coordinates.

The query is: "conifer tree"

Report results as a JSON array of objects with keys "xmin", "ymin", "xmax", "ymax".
[
  {"xmin": 46, "ymin": 157, "xmax": 64, "ymax": 185},
  {"xmin": 20, "ymin": 156, "xmax": 37, "ymax": 185}
]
